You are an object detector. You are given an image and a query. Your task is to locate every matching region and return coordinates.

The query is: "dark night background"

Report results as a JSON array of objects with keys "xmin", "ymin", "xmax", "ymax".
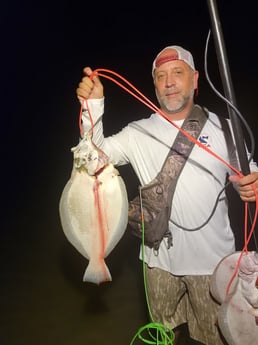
[{"xmin": 1, "ymin": 1, "xmax": 258, "ymax": 344}]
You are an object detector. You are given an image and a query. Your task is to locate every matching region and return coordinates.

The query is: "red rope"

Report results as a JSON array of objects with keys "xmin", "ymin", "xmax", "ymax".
[
  {"xmin": 79, "ymin": 99, "xmax": 94, "ymax": 137},
  {"xmin": 91, "ymin": 69, "xmax": 244, "ymax": 176}
]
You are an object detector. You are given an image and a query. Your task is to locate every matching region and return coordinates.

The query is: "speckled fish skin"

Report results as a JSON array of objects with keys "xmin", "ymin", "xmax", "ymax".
[
  {"xmin": 210, "ymin": 251, "xmax": 258, "ymax": 345},
  {"xmin": 59, "ymin": 132, "xmax": 128, "ymax": 285}
]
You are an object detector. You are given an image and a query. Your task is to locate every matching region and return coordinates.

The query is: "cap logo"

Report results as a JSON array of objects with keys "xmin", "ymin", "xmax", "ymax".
[{"xmin": 155, "ymin": 54, "xmax": 179, "ymax": 68}]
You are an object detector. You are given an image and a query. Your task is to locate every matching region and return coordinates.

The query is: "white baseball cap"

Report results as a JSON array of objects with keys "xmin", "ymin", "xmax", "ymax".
[{"xmin": 152, "ymin": 45, "xmax": 195, "ymax": 75}]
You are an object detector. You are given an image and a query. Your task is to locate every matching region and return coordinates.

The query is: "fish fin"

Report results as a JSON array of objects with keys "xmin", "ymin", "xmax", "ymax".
[{"xmin": 83, "ymin": 259, "xmax": 112, "ymax": 285}]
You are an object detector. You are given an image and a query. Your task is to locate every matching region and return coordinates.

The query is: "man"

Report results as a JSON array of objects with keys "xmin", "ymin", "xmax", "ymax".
[{"xmin": 76, "ymin": 46, "xmax": 258, "ymax": 344}]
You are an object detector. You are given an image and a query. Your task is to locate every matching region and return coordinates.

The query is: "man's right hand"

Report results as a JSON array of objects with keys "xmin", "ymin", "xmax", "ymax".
[{"xmin": 76, "ymin": 67, "xmax": 104, "ymax": 102}]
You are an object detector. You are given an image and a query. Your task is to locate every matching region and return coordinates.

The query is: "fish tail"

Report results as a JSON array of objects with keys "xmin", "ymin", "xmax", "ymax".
[{"xmin": 83, "ymin": 259, "xmax": 112, "ymax": 285}]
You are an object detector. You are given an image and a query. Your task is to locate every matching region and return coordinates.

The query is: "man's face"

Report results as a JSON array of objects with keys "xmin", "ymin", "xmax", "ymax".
[{"xmin": 153, "ymin": 49, "xmax": 199, "ymax": 114}]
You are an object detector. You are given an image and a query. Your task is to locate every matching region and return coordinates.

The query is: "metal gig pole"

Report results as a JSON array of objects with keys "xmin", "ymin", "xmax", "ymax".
[
  {"xmin": 207, "ymin": 0, "xmax": 258, "ymax": 251},
  {"xmin": 206, "ymin": 0, "xmax": 250, "ymax": 175}
]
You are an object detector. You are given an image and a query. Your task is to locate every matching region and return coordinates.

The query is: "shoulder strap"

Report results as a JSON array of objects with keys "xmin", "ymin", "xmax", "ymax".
[{"xmin": 157, "ymin": 104, "xmax": 208, "ymax": 186}]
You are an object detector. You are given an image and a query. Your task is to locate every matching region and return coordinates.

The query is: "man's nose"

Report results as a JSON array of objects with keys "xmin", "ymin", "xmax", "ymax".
[{"xmin": 166, "ymin": 74, "xmax": 176, "ymax": 87}]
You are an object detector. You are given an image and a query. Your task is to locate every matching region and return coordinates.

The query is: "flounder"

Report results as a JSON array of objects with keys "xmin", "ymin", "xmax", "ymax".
[
  {"xmin": 210, "ymin": 251, "xmax": 258, "ymax": 345},
  {"xmin": 59, "ymin": 132, "xmax": 128, "ymax": 284}
]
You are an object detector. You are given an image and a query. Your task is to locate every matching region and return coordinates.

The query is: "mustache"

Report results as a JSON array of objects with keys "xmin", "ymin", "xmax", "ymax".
[{"xmin": 164, "ymin": 88, "xmax": 180, "ymax": 95}]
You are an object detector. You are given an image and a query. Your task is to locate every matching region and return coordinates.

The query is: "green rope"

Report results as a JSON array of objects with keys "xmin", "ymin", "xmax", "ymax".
[{"xmin": 129, "ymin": 187, "xmax": 175, "ymax": 345}]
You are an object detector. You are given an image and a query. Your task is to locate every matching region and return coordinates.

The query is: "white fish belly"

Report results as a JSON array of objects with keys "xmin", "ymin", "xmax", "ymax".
[
  {"xmin": 96, "ymin": 165, "xmax": 129, "ymax": 256},
  {"xmin": 210, "ymin": 251, "xmax": 258, "ymax": 345},
  {"xmin": 218, "ymin": 292, "xmax": 258, "ymax": 345},
  {"xmin": 210, "ymin": 252, "xmax": 240, "ymax": 304},
  {"xmin": 59, "ymin": 164, "xmax": 128, "ymax": 283}
]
